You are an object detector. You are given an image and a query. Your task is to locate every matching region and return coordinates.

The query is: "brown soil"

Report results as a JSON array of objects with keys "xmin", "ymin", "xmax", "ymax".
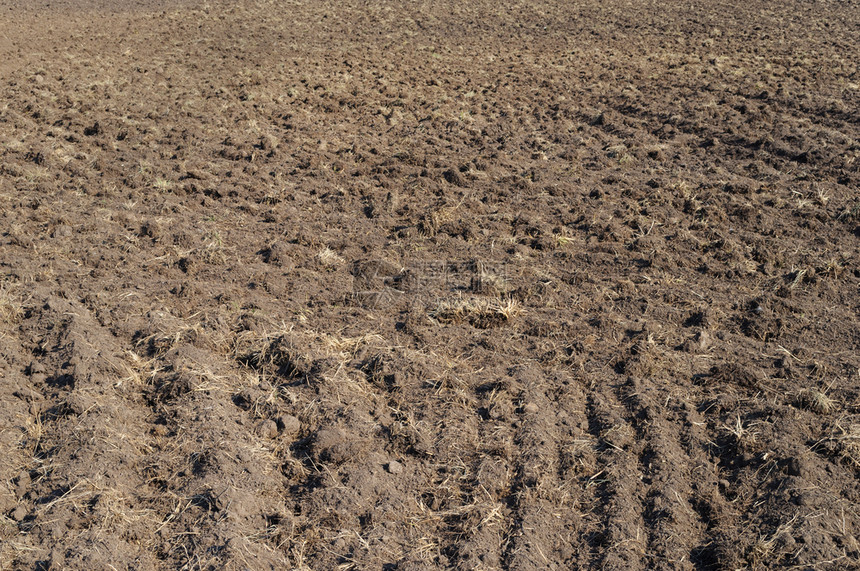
[{"xmin": 1, "ymin": 0, "xmax": 859, "ymax": 569}]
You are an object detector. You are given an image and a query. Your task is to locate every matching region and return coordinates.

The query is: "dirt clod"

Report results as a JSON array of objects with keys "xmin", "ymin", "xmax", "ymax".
[
  {"xmin": 257, "ymin": 420, "xmax": 279, "ymax": 439},
  {"xmin": 10, "ymin": 505, "xmax": 27, "ymax": 522},
  {"xmin": 523, "ymin": 402, "xmax": 540, "ymax": 415},
  {"xmin": 276, "ymin": 414, "xmax": 301, "ymax": 437}
]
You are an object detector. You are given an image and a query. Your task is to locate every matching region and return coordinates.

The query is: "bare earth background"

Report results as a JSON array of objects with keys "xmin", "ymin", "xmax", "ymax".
[{"xmin": 1, "ymin": 0, "xmax": 859, "ymax": 569}]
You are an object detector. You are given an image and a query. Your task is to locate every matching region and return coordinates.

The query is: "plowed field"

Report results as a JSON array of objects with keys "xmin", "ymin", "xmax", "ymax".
[{"xmin": 1, "ymin": 0, "xmax": 859, "ymax": 568}]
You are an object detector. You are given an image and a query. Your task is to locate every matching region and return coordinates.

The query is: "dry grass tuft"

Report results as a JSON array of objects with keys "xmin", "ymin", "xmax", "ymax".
[
  {"xmin": 829, "ymin": 421, "xmax": 860, "ymax": 468},
  {"xmin": 153, "ymin": 178, "xmax": 174, "ymax": 193},
  {"xmin": 21, "ymin": 411, "xmax": 44, "ymax": 457},
  {"xmin": 748, "ymin": 515, "xmax": 797, "ymax": 568},
  {"xmin": 200, "ymin": 231, "xmax": 228, "ymax": 264},
  {"xmin": 796, "ymin": 388, "xmax": 835, "ymax": 415},
  {"xmin": 137, "ymin": 321, "xmax": 207, "ymax": 357},
  {"xmin": 234, "ymin": 324, "xmax": 385, "ymax": 382},
  {"xmin": 722, "ymin": 414, "xmax": 760, "ymax": 451},
  {"xmin": 0, "ymin": 282, "xmax": 25, "ymax": 326},
  {"xmin": 117, "ymin": 350, "xmax": 160, "ymax": 391},
  {"xmin": 429, "ymin": 296, "xmax": 521, "ymax": 329},
  {"xmin": 316, "ymin": 247, "xmax": 345, "ymax": 269},
  {"xmin": 418, "ymin": 204, "xmax": 461, "ymax": 237}
]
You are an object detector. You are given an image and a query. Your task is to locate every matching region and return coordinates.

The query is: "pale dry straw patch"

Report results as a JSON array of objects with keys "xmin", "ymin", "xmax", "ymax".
[
  {"xmin": 0, "ymin": 282, "xmax": 25, "ymax": 327},
  {"xmin": 317, "ymin": 246, "xmax": 345, "ymax": 269},
  {"xmin": 429, "ymin": 296, "xmax": 521, "ymax": 329},
  {"xmin": 796, "ymin": 387, "xmax": 836, "ymax": 415}
]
